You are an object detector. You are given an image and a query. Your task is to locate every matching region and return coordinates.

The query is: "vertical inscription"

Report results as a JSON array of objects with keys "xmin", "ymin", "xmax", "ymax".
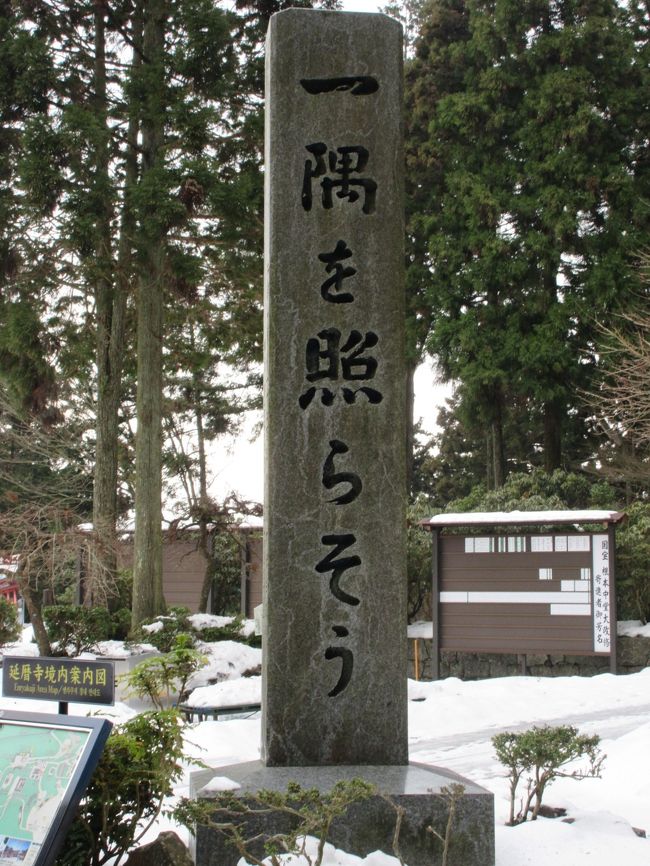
[
  {"xmin": 592, "ymin": 533, "xmax": 611, "ymax": 653},
  {"xmin": 264, "ymin": 9, "xmax": 406, "ymax": 766}
]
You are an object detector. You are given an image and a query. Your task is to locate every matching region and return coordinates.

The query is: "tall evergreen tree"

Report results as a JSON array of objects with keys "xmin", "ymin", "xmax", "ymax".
[
  {"xmin": 406, "ymin": 0, "xmax": 649, "ymax": 482},
  {"xmin": 3, "ymin": 0, "xmax": 334, "ymax": 626}
]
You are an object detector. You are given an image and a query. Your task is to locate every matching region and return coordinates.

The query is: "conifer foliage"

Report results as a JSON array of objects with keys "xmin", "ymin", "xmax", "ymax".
[
  {"xmin": 1, "ymin": 0, "xmax": 326, "ymax": 624},
  {"xmin": 406, "ymin": 0, "xmax": 649, "ymax": 485}
]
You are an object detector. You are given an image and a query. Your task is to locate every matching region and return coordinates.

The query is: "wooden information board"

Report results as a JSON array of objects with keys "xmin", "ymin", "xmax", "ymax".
[
  {"xmin": 439, "ymin": 531, "xmax": 613, "ymax": 656},
  {"xmin": 422, "ymin": 511, "xmax": 625, "ymax": 677}
]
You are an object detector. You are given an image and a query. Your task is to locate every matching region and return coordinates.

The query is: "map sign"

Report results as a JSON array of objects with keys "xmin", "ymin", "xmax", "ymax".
[{"xmin": 0, "ymin": 711, "xmax": 111, "ymax": 866}]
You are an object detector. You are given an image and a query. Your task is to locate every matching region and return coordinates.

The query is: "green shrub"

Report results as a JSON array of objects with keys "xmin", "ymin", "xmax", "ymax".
[
  {"xmin": 120, "ymin": 634, "xmax": 207, "ymax": 709},
  {"xmin": 56, "ymin": 710, "xmax": 186, "ymax": 866},
  {"xmin": 0, "ymin": 598, "xmax": 20, "ymax": 646},
  {"xmin": 175, "ymin": 779, "xmax": 376, "ymax": 866},
  {"xmin": 193, "ymin": 615, "xmax": 245, "ymax": 643},
  {"xmin": 616, "ymin": 501, "xmax": 650, "ymax": 623},
  {"xmin": 137, "ymin": 606, "xmax": 192, "ymax": 652},
  {"xmin": 492, "ymin": 725, "xmax": 604, "ymax": 825},
  {"xmin": 190, "ymin": 614, "xmax": 262, "ymax": 648},
  {"xmin": 110, "ymin": 607, "xmax": 132, "ymax": 641},
  {"xmin": 43, "ymin": 605, "xmax": 113, "ymax": 656}
]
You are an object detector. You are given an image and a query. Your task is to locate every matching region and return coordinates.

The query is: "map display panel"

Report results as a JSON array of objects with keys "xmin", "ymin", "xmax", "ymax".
[{"xmin": 0, "ymin": 712, "xmax": 111, "ymax": 866}]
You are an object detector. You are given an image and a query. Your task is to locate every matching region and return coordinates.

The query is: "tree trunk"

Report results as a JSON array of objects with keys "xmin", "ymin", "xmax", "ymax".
[
  {"xmin": 405, "ymin": 359, "xmax": 416, "ymax": 497},
  {"xmin": 91, "ymin": 1, "xmax": 141, "ymax": 608},
  {"xmin": 491, "ymin": 395, "xmax": 506, "ymax": 488},
  {"xmin": 16, "ymin": 570, "xmax": 52, "ymax": 656},
  {"xmin": 198, "ymin": 523, "xmax": 216, "ymax": 613},
  {"xmin": 91, "ymin": 0, "xmax": 123, "ymax": 606},
  {"xmin": 132, "ymin": 0, "xmax": 167, "ymax": 628},
  {"xmin": 543, "ymin": 399, "xmax": 563, "ymax": 472},
  {"xmin": 485, "ymin": 431, "xmax": 494, "ymax": 490},
  {"xmin": 484, "ymin": 386, "xmax": 506, "ymax": 488},
  {"xmin": 194, "ymin": 375, "xmax": 214, "ymax": 614}
]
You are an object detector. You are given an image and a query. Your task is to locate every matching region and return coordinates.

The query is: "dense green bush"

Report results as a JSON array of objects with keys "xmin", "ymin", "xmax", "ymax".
[
  {"xmin": 447, "ymin": 469, "xmax": 618, "ymax": 516},
  {"xmin": 0, "ymin": 597, "xmax": 21, "ymax": 646},
  {"xmin": 136, "ymin": 606, "xmax": 193, "ymax": 652},
  {"xmin": 43, "ymin": 605, "xmax": 113, "ymax": 656},
  {"xmin": 110, "ymin": 607, "xmax": 132, "ymax": 641},
  {"xmin": 56, "ymin": 710, "xmax": 186, "ymax": 866},
  {"xmin": 615, "ymin": 501, "xmax": 650, "ymax": 623}
]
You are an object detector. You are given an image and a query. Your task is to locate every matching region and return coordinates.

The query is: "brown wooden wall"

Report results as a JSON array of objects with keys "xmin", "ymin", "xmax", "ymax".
[
  {"xmin": 242, "ymin": 533, "xmax": 263, "ymax": 619},
  {"xmin": 118, "ymin": 540, "xmax": 207, "ymax": 613}
]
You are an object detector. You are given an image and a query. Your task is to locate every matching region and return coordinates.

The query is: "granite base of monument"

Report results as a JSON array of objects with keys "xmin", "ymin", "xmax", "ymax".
[{"xmin": 190, "ymin": 761, "xmax": 494, "ymax": 866}]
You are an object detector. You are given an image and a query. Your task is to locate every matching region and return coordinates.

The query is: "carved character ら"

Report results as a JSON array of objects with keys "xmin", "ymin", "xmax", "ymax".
[
  {"xmin": 302, "ymin": 143, "xmax": 377, "ymax": 214},
  {"xmin": 318, "ymin": 240, "xmax": 356, "ymax": 303},
  {"xmin": 322, "ymin": 439, "xmax": 362, "ymax": 505},
  {"xmin": 315, "ymin": 533, "xmax": 361, "ymax": 606}
]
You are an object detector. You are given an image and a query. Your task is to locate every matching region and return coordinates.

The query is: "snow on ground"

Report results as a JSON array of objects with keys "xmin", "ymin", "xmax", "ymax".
[
  {"xmin": 189, "ymin": 613, "xmax": 257, "ymax": 638},
  {"xmin": 407, "ymin": 668, "xmax": 650, "ymax": 741},
  {"xmin": 1, "ymin": 626, "xmax": 649, "ymax": 865},
  {"xmin": 187, "ymin": 640, "xmax": 261, "ymax": 689},
  {"xmin": 618, "ymin": 620, "xmax": 650, "ymax": 638},
  {"xmin": 186, "ymin": 674, "xmax": 261, "ymax": 708}
]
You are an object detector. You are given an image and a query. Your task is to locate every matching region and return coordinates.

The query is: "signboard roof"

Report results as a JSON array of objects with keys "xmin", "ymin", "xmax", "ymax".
[{"xmin": 422, "ymin": 510, "xmax": 626, "ymax": 529}]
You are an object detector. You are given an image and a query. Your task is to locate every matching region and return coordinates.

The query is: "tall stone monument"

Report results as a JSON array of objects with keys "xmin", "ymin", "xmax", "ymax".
[
  {"xmin": 192, "ymin": 11, "xmax": 494, "ymax": 865},
  {"xmin": 263, "ymin": 7, "xmax": 407, "ymax": 768}
]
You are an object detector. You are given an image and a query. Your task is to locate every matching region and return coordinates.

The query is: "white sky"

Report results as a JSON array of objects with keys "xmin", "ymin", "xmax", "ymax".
[
  {"xmin": 209, "ymin": 361, "xmax": 451, "ymax": 504},
  {"xmin": 341, "ymin": 0, "xmax": 384, "ymax": 11}
]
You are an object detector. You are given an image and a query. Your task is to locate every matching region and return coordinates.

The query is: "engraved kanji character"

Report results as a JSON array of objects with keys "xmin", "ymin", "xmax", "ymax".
[
  {"xmin": 299, "ymin": 329, "xmax": 382, "ymax": 408},
  {"xmin": 302, "ymin": 143, "xmax": 377, "ymax": 214}
]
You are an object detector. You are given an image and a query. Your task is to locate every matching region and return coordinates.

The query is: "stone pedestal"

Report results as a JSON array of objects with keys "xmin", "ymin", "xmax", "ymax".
[{"xmin": 191, "ymin": 761, "xmax": 494, "ymax": 866}]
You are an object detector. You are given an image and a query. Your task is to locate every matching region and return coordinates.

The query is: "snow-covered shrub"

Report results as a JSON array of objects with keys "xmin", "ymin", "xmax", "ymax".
[
  {"xmin": 137, "ymin": 605, "xmax": 193, "ymax": 652},
  {"xmin": 493, "ymin": 725, "xmax": 604, "ymax": 825}
]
